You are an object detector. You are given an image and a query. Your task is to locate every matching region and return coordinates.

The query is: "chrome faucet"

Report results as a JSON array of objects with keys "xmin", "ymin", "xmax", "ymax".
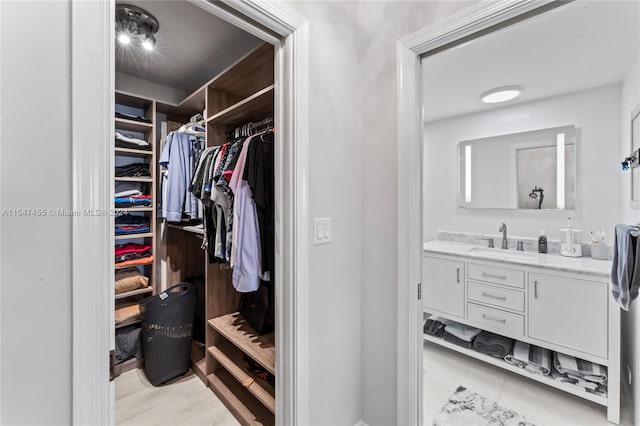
[{"xmin": 499, "ymin": 222, "xmax": 508, "ymax": 249}]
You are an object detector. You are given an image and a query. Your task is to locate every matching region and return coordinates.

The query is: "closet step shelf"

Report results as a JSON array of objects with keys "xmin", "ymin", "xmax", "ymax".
[
  {"xmin": 207, "ymin": 369, "xmax": 275, "ymax": 426},
  {"xmin": 206, "ymin": 85, "xmax": 274, "ymax": 128},
  {"xmin": 208, "ymin": 342, "xmax": 275, "ymax": 413},
  {"xmin": 114, "ymin": 232, "xmax": 153, "ymax": 240},
  {"xmin": 208, "ymin": 313, "xmax": 275, "ymax": 376},
  {"xmin": 114, "ymin": 177, "xmax": 153, "ymax": 183},
  {"xmin": 115, "ymin": 147, "xmax": 153, "ymax": 157},
  {"xmin": 115, "ymin": 318, "xmax": 141, "ymax": 329},
  {"xmin": 423, "ymin": 333, "xmax": 608, "ymax": 406},
  {"xmin": 115, "ymin": 286, "xmax": 153, "ymax": 300},
  {"xmin": 115, "ymin": 117, "xmax": 153, "ymax": 133}
]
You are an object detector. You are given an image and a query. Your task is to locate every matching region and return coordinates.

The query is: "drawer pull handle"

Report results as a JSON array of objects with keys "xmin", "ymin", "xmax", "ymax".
[
  {"xmin": 482, "ymin": 292, "xmax": 506, "ymax": 301},
  {"xmin": 482, "ymin": 314, "xmax": 506, "ymax": 324},
  {"xmin": 534, "ymin": 280, "xmax": 538, "ymax": 299},
  {"xmin": 456, "ymin": 268, "xmax": 460, "ymax": 283},
  {"xmin": 482, "ymin": 272, "xmax": 507, "ymax": 280}
]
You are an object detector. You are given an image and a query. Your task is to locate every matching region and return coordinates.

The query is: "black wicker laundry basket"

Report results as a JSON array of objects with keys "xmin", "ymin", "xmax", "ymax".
[{"xmin": 139, "ymin": 282, "xmax": 196, "ymax": 386}]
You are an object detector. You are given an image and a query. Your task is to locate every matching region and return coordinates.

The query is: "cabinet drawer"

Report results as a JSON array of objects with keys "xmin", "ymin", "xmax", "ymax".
[
  {"xmin": 467, "ymin": 281, "xmax": 525, "ymax": 312},
  {"xmin": 467, "ymin": 263, "xmax": 524, "ymax": 289},
  {"xmin": 467, "ymin": 303, "xmax": 524, "ymax": 336}
]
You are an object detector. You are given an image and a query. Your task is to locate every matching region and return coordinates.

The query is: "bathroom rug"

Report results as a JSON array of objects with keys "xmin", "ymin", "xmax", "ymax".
[{"xmin": 433, "ymin": 385, "xmax": 536, "ymax": 426}]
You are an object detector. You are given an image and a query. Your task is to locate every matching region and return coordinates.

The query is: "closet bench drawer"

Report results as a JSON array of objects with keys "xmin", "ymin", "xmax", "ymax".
[
  {"xmin": 467, "ymin": 263, "xmax": 524, "ymax": 289},
  {"xmin": 467, "ymin": 281, "xmax": 524, "ymax": 312},
  {"xmin": 467, "ymin": 303, "xmax": 524, "ymax": 336}
]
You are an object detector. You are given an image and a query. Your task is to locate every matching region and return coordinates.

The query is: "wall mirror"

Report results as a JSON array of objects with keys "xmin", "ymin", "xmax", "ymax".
[
  {"xmin": 632, "ymin": 104, "xmax": 640, "ymax": 209},
  {"xmin": 458, "ymin": 125, "xmax": 576, "ymax": 209}
]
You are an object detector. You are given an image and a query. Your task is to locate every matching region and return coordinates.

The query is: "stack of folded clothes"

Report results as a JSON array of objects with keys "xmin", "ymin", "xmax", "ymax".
[
  {"xmin": 115, "ymin": 267, "xmax": 149, "ymax": 294},
  {"xmin": 443, "ymin": 323, "xmax": 481, "ymax": 349},
  {"xmin": 116, "ymin": 111, "xmax": 152, "ymax": 124},
  {"xmin": 472, "ymin": 331, "xmax": 514, "ymax": 358},
  {"xmin": 115, "ymin": 162, "xmax": 150, "ymax": 178},
  {"xmin": 423, "ymin": 316, "xmax": 446, "ymax": 338},
  {"xmin": 115, "ymin": 302, "xmax": 141, "ymax": 325},
  {"xmin": 552, "ymin": 352, "xmax": 608, "ymax": 396},
  {"xmin": 115, "ymin": 243, "xmax": 152, "ymax": 267},
  {"xmin": 115, "ymin": 215, "xmax": 150, "ymax": 235},
  {"xmin": 504, "ymin": 341, "xmax": 551, "ymax": 375},
  {"xmin": 115, "ymin": 181, "xmax": 143, "ymax": 198},
  {"xmin": 115, "ymin": 195, "xmax": 152, "ymax": 208},
  {"xmin": 115, "ymin": 132, "xmax": 151, "ymax": 150}
]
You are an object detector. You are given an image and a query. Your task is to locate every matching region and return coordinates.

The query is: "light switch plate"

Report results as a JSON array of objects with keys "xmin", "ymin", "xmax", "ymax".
[{"xmin": 313, "ymin": 218, "xmax": 332, "ymax": 245}]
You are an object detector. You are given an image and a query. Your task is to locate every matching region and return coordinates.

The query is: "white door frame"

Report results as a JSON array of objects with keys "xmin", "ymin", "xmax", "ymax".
[
  {"xmin": 395, "ymin": 1, "xmax": 557, "ymax": 424},
  {"xmin": 71, "ymin": 1, "xmax": 309, "ymax": 425}
]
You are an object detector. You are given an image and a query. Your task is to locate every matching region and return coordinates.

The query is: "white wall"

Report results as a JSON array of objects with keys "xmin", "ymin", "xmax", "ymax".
[
  {"xmin": 357, "ymin": 2, "xmax": 477, "ymax": 424},
  {"xmin": 281, "ymin": 2, "xmax": 363, "ymax": 424},
  {"xmin": 423, "ymin": 84, "xmax": 622, "ymax": 245},
  {"xmin": 116, "ymin": 72, "xmax": 188, "ymax": 106},
  {"xmin": 620, "ymin": 54, "xmax": 640, "ymax": 425},
  {"xmin": 0, "ymin": 1, "xmax": 73, "ymax": 424}
]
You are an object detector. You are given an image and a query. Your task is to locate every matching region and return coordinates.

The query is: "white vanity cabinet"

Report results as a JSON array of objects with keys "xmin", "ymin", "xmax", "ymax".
[
  {"xmin": 422, "ymin": 256, "xmax": 465, "ymax": 318},
  {"xmin": 529, "ymin": 273, "xmax": 609, "ymax": 359},
  {"xmin": 421, "ymin": 248, "xmax": 620, "ymax": 424}
]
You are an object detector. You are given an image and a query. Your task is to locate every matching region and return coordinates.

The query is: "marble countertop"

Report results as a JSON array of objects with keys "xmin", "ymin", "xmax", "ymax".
[{"xmin": 423, "ymin": 240, "xmax": 612, "ymax": 277}]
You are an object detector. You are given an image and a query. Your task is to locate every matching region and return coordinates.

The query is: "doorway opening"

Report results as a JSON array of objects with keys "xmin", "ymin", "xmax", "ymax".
[{"xmin": 71, "ymin": 2, "xmax": 309, "ymax": 425}]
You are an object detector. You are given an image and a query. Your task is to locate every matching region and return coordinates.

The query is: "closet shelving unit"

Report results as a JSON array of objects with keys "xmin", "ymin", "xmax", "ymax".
[
  {"xmin": 158, "ymin": 43, "xmax": 275, "ymax": 426},
  {"xmin": 113, "ymin": 91, "xmax": 158, "ymax": 376}
]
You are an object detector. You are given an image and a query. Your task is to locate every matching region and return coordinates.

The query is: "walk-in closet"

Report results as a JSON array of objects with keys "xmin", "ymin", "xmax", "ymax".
[{"xmin": 112, "ymin": 2, "xmax": 276, "ymax": 424}]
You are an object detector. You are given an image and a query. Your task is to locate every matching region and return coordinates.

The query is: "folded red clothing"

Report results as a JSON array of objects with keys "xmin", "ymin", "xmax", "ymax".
[
  {"xmin": 115, "ymin": 225, "xmax": 149, "ymax": 230},
  {"xmin": 115, "ymin": 243, "xmax": 152, "ymax": 257}
]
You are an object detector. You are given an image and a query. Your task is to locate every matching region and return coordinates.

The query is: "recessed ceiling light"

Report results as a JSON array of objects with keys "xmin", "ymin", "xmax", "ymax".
[{"xmin": 481, "ymin": 86, "xmax": 523, "ymax": 104}]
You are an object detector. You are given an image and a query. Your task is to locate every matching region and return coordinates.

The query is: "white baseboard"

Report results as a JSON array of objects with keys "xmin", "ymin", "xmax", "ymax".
[{"xmin": 354, "ymin": 421, "xmax": 370, "ymax": 426}]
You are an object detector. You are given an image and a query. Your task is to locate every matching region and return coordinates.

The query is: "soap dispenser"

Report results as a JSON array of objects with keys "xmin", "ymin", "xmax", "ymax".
[
  {"xmin": 538, "ymin": 230, "xmax": 548, "ymax": 254},
  {"xmin": 560, "ymin": 217, "xmax": 583, "ymax": 258}
]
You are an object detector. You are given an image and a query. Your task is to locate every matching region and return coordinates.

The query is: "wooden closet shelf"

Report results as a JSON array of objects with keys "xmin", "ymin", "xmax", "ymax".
[
  {"xmin": 207, "ymin": 369, "xmax": 275, "ymax": 426},
  {"xmin": 117, "ymin": 207, "xmax": 153, "ymax": 212},
  {"xmin": 115, "ymin": 147, "xmax": 153, "ymax": 157},
  {"xmin": 208, "ymin": 342, "xmax": 275, "ymax": 413},
  {"xmin": 115, "ymin": 286, "xmax": 153, "ymax": 300},
  {"xmin": 115, "ymin": 117, "xmax": 153, "ymax": 132},
  {"xmin": 115, "ymin": 91, "xmax": 154, "ymax": 110},
  {"xmin": 115, "ymin": 260, "xmax": 153, "ymax": 270},
  {"xmin": 114, "ymin": 232, "xmax": 153, "ymax": 240},
  {"xmin": 167, "ymin": 223, "xmax": 205, "ymax": 235},
  {"xmin": 114, "ymin": 177, "xmax": 153, "ymax": 182},
  {"xmin": 206, "ymin": 85, "xmax": 274, "ymax": 128},
  {"xmin": 208, "ymin": 313, "xmax": 275, "ymax": 375},
  {"xmin": 114, "ymin": 356, "xmax": 142, "ymax": 377}
]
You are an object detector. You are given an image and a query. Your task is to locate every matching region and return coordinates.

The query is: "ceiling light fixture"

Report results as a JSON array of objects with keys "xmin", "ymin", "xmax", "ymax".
[
  {"xmin": 481, "ymin": 86, "xmax": 523, "ymax": 104},
  {"xmin": 116, "ymin": 4, "xmax": 159, "ymax": 52},
  {"xmin": 141, "ymin": 34, "xmax": 156, "ymax": 51}
]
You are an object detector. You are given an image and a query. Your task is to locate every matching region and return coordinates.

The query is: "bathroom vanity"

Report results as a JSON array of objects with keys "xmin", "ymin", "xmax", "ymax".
[{"xmin": 422, "ymin": 239, "xmax": 620, "ymax": 424}]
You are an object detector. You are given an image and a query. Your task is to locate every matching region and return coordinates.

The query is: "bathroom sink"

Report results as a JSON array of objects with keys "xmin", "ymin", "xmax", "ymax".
[{"xmin": 467, "ymin": 246, "xmax": 538, "ymax": 259}]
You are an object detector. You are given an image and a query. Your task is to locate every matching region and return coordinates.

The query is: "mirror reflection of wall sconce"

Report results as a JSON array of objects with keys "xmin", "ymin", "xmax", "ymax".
[{"xmin": 529, "ymin": 186, "xmax": 544, "ymax": 209}]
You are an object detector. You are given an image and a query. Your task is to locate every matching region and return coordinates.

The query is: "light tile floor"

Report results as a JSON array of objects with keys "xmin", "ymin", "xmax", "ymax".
[
  {"xmin": 424, "ymin": 342, "xmax": 632, "ymax": 426},
  {"xmin": 115, "ymin": 368, "xmax": 239, "ymax": 426}
]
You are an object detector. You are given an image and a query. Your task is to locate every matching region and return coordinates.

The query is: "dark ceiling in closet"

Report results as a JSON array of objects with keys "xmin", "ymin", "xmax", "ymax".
[{"xmin": 115, "ymin": 0, "xmax": 262, "ymax": 94}]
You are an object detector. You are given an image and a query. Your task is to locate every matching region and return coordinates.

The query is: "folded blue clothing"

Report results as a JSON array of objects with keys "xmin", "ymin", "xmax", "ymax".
[{"xmin": 115, "ymin": 227, "xmax": 150, "ymax": 235}]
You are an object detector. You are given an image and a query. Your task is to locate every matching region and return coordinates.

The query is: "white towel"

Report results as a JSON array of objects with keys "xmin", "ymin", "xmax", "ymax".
[
  {"xmin": 553, "ymin": 352, "xmax": 607, "ymax": 384},
  {"xmin": 504, "ymin": 341, "xmax": 551, "ymax": 376}
]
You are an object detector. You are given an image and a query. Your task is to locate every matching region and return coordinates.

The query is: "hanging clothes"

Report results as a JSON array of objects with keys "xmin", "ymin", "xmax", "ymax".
[
  {"xmin": 158, "ymin": 130, "xmax": 205, "ymax": 222},
  {"xmin": 187, "ymin": 126, "xmax": 274, "ymax": 294}
]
